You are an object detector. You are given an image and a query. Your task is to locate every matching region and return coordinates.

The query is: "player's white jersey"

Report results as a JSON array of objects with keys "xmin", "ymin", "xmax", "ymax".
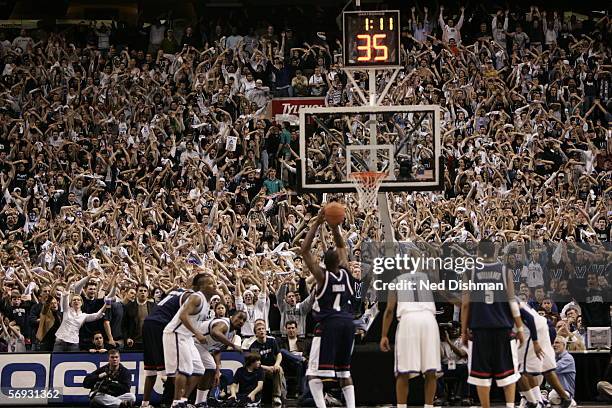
[
  {"xmin": 395, "ymin": 272, "xmax": 436, "ymax": 317},
  {"xmin": 163, "ymin": 291, "xmax": 210, "ymax": 337},
  {"xmin": 519, "ymin": 300, "xmax": 548, "ymax": 335},
  {"xmin": 195, "ymin": 317, "xmax": 235, "ymax": 352}
]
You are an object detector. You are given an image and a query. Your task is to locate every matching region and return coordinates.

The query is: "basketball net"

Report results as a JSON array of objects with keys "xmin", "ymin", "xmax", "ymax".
[{"xmin": 349, "ymin": 171, "xmax": 388, "ymax": 212}]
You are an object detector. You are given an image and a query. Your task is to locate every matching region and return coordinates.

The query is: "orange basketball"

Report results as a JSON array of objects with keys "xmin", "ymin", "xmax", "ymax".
[{"xmin": 324, "ymin": 202, "xmax": 345, "ymax": 226}]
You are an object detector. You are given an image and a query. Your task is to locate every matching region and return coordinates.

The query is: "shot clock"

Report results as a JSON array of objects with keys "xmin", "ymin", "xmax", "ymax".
[{"xmin": 343, "ymin": 10, "xmax": 401, "ymax": 68}]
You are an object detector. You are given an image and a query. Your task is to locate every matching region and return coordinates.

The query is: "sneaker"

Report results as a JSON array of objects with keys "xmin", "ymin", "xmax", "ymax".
[
  {"xmin": 519, "ymin": 397, "xmax": 527, "ymax": 408},
  {"xmin": 324, "ymin": 394, "xmax": 343, "ymax": 407},
  {"xmin": 461, "ymin": 398, "xmax": 474, "ymax": 406},
  {"xmin": 272, "ymin": 397, "xmax": 282, "ymax": 407},
  {"xmin": 434, "ymin": 397, "xmax": 448, "ymax": 406},
  {"xmin": 194, "ymin": 403, "xmax": 208, "ymax": 408},
  {"xmin": 559, "ymin": 399, "xmax": 577, "ymax": 408}
]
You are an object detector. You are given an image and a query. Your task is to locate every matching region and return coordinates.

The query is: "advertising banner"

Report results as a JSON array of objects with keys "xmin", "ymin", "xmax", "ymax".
[
  {"xmin": 0, "ymin": 352, "xmax": 245, "ymax": 406},
  {"xmin": 270, "ymin": 97, "xmax": 325, "ymax": 125}
]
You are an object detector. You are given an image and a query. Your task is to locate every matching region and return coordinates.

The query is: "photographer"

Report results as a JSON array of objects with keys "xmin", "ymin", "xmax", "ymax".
[{"xmin": 84, "ymin": 349, "xmax": 136, "ymax": 408}]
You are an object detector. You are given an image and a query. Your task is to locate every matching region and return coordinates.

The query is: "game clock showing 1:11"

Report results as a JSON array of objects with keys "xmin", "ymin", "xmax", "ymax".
[{"xmin": 343, "ymin": 10, "xmax": 401, "ymax": 68}]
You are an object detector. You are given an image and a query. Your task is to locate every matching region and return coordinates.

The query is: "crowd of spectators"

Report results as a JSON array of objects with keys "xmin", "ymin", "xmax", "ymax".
[{"xmin": 0, "ymin": 3, "xmax": 609, "ymax": 371}]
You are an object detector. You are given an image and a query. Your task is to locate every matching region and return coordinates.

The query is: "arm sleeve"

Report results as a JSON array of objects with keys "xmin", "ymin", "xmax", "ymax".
[
  {"xmin": 118, "ymin": 367, "xmax": 131, "ymax": 394},
  {"xmin": 61, "ymin": 293, "xmax": 70, "ymax": 313},
  {"xmin": 256, "ymin": 294, "xmax": 269, "ymax": 314},
  {"xmin": 83, "ymin": 366, "xmax": 104, "ymax": 389},
  {"xmin": 297, "ymin": 292, "xmax": 315, "ymax": 314},
  {"xmin": 84, "ymin": 309, "xmax": 105, "ymax": 323},
  {"xmin": 235, "ymin": 296, "xmax": 245, "ymax": 311},
  {"xmin": 73, "ymin": 276, "xmax": 90, "ymax": 295},
  {"xmin": 276, "ymin": 284, "xmax": 287, "ymax": 312},
  {"xmin": 555, "ymin": 354, "xmax": 576, "ymax": 374},
  {"xmin": 297, "ymin": 277, "xmax": 309, "ymax": 300},
  {"xmin": 28, "ymin": 304, "xmax": 40, "ymax": 330},
  {"xmin": 456, "ymin": 13, "xmax": 464, "ymax": 30},
  {"xmin": 438, "ymin": 13, "xmax": 445, "ymax": 30}
]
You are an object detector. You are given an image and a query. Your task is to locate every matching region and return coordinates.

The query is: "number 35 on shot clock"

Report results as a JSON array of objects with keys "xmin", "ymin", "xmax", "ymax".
[{"xmin": 343, "ymin": 10, "xmax": 400, "ymax": 67}]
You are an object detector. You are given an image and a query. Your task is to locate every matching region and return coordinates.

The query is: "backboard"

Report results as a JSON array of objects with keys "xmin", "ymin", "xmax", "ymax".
[{"xmin": 298, "ymin": 105, "xmax": 442, "ymax": 192}]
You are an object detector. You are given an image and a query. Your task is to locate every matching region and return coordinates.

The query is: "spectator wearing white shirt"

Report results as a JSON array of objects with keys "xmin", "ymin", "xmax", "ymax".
[
  {"xmin": 245, "ymin": 79, "xmax": 271, "ymax": 108},
  {"xmin": 12, "ymin": 29, "xmax": 32, "ymax": 53},
  {"xmin": 439, "ymin": 6, "xmax": 465, "ymax": 45},
  {"xmin": 308, "ymin": 67, "xmax": 326, "ymax": 96},
  {"xmin": 542, "ymin": 11, "xmax": 561, "ymax": 47},
  {"xmin": 53, "ymin": 289, "xmax": 108, "ymax": 352},
  {"xmin": 149, "ymin": 20, "xmax": 167, "ymax": 53},
  {"xmin": 234, "ymin": 271, "xmax": 269, "ymax": 338},
  {"xmin": 492, "ymin": 11, "xmax": 509, "ymax": 49},
  {"xmin": 522, "ymin": 250, "xmax": 545, "ymax": 288},
  {"xmin": 179, "ymin": 140, "xmax": 200, "ymax": 166},
  {"xmin": 226, "ymin": 27, "xmax": 243, "ymax": 50}
]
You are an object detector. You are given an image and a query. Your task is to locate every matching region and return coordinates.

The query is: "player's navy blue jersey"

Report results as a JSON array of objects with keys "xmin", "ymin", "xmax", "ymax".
[
  {"xmin": 312, "ymin": 268, "xmax": 354, "ymax": 322},
  {"xmin": 145, "ymin": 288, "xmax": 193, "ymax": 325},
  {"xmin": 468, "ymin": 261, "xmax": 513, "ymax": 329}
]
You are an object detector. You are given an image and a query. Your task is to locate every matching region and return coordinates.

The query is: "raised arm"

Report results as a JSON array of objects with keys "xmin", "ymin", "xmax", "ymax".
[{"xmin": 300, "ymin": 209, "xmax": 325, "ymax": 287}]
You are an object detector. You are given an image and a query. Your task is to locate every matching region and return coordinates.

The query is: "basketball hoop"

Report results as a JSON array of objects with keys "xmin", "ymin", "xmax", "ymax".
[{"xmin": 349, "ymin": 171, "xmax": 388, "ymax": 211}]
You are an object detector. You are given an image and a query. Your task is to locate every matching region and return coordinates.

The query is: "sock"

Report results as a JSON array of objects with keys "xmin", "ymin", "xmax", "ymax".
[
  {"xmin": 180, "ymin": 397, "xmax": 188, "ymax": 402},
  {"xmin": 398, "ymin": 404, "xmax": 407, "ymax": 408},
  {"xmin": 308, "ymin": 379, "xmax": 327, "ymax": 408},
  {"xmin": 141, "ymin": 402, "xmax": 149, "ymax": 407},
  {"xmin": 425, "ymin": 405, "xmax": 434, "ymax": 408},
  {"xmin": 532, "ymin": 387, "xmax": 543, "ymax": 402},
  {"xmin": 196, "ymin": 389, "xmax": 209, "ymax": 404},
  {"xmin": 342, "ymin": 385, "xmax": 355, "ymax": 408},
  {"xmin": 523, "ymin": 388, "xmax": 537, "ymax": 403},
  {"xmin": 506, "ymin": 404, "xmax": 515, "ymax": 408}
]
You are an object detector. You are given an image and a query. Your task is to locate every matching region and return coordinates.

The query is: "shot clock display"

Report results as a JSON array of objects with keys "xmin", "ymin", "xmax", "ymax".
[{"xmin": 343, "ymin": 10, "xmax": 401, "ymax": 68}]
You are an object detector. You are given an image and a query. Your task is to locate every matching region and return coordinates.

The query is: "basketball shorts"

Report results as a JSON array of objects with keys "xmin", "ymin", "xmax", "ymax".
[
  {"xmin": 143, "ymin": 320, "xmax": 166, "ymax": 375},
  {"xmin": 468, "ymin": 328, "xmax": 520, "ymax": 387},
  {"xmin": 538, "ymin": 325, "xmax": 557, "ymax": 374},
  {"xmin": 395, "ymin": 311, "xmax": 441, "ymax": 378},
  {"xmin": 195, "ymin": 342, "xmax": 218, "ymax": 371},
  {"xmin": 162, "ymin": 332, "xmax": 204, "ymax": 376},
  {"xmin": 306, "ymin": 317, "xmax": 355, "ymax": 378},
  {"xmin": 518, "ymin": 337, "xmax": 543, "ymax": 375},
  {"xmin": 519, "ymin": 325, "xmax": 556, "ymax": 375}
]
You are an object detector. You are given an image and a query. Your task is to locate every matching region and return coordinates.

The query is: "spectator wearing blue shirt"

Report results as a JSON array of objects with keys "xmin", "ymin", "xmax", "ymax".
[
  {"xmin": 550, "ymin": 337, "xmax": 576, "ymax": 404},
  {"xmin": 230, "ymin": 353, "xmax": 265, "ymax": 405},
  {"xmin": 248, "ymin": 320, "xmax": 285, "ymax": 406}
]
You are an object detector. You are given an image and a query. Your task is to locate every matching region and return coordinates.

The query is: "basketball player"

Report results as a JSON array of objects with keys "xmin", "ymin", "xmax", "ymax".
[
  {"xmin": 517, "ymin": 297, "xmax": 576, "ymax": 408},
  {"xmin": 141, "ymin": 287, "xmax": 195, "ymax": 408},
  {"xmin": 163, "ymin": 273, "xmax": 218, "ymax": 408},
  {"xmin": 380, "ymin": 248, "xmax": 441, "ymax": 408},
  {"xmin": 301, "ymin": 209, "xmax": 356, "ymax": 408},
  {"xmin": 193, "ymin": 311, "xmax": 247, "ymax": 406},
  {"xmin": 461, "ymin": 241, "xmax": 525, "ymax": 408}
]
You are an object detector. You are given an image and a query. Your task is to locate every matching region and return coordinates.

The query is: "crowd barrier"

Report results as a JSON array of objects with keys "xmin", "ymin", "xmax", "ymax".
[{"xmin": 0, "ymin": 347, "xmax": 609, "ymax": 405}]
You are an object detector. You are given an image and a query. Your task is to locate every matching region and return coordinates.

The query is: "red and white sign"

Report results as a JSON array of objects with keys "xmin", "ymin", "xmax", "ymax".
[{"xmin": 269, "ymin": 97, "xmax": 325, "ymax": 125}]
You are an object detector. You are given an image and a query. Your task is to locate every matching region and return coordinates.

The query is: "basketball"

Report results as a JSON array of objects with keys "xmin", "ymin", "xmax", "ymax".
[{"xmin": 324, "ymin": 202, "xmax": 346, "ymax": 226}]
